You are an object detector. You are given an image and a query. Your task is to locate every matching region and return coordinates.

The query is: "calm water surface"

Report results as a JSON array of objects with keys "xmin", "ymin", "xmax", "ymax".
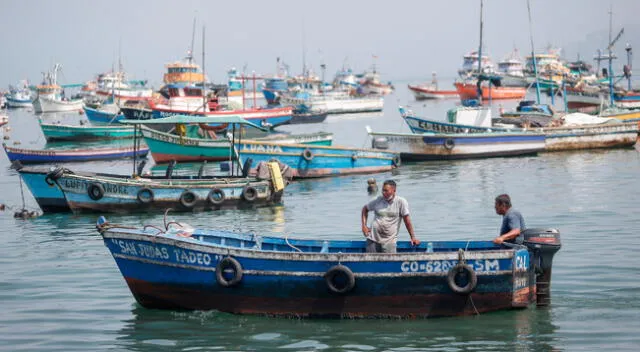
[{"xmin": 1, "ymin": 85, "xmax": 639, "ymax": 351}]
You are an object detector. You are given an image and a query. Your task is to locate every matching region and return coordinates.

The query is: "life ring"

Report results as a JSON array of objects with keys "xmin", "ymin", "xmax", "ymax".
[
  {"xmin": 324, "ymin": 264, "xmax": 356, "ymax": 294},
  {"xmin": 179, "ymin": 190, "xmax": 198, "ymax": 208},
  {"xmin": 392, "ymin": 155, "xmax": 401, "ymax": 167},
  {"xmin": 207, "ymin": 187, "xmax": 225, "ymax": 205},
  {"xmin": 242, "ymin": 185, "xmax": 258, "ymax": 202},
  {"xmin": 443, "ymin": 138, "xmax": 456, "ymax": 150},
  {"xmin": 302, "ymin": 148, "xmax": 314, "ymax": 162},
  {"xmin": 87, "ymin": 182, "xmax": 105, "ymax": 201},
  {"xmin": 216, "ymin": 257, "xmax": 243, "ymax": 287},
  {"xmin": 447, "ymin": 263, "xmax": 478, "ymax": 295},
  {"xmin": 137, "ymin": 188, "xmax": 154, "ymax": 204}
]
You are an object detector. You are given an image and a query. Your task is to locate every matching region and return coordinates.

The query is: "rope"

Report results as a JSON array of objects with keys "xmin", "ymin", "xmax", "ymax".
[
  {"xmin": 284, "ymin": 233, "xmax": 302, "ymax": 253},
  {"xmin": 468, "ymin": 295, "xmax": 480, "ymax": 316},
  {"xmin": 18, "ymin": 173, "xmax": 26, "ymax": 210}
]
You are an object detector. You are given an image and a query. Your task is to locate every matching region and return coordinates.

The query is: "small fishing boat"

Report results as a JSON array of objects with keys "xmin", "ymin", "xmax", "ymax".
[
  {"xmin": 2, "ymin": 143, "xmax": 149, "ymax": 164},
  {"xmin": 5, "ymin": 80, "xmax": 33, "ymax": 108},
  {"xmin": 408, "ymin": 84, "xmax": 458, "ymax": 100},
  {"xmin": 455, "ymin": 81, "xmax": 527, "ymax": 101},
  {"xmin": 15, "ymin": 160, "xmax": 285, "ymax": 214},
  {"xmin": 0, "ymin": 112, "xmax": 8, "ymax": 127},
  {"xmin": 400, "ymin": 107, "xmax": 638, "ymax": 152},
  {"xmin": 122, "ymin": 115, "xmax": 333, "ymax": 163},
  {"xmin": 83, "ymin": 105, "xmax": 124, "ymax": 125},
  {"xmin": 237, "ymin": 141, "xmax": 399, "ymax": 179},
  {"xmin": 39, "ymin": 120, "xmax": 139, "ymax": 141},
  {"xmin": 287, "ymin": 109, "xmax": 329, "ymax": 125},
  {"xmin": 97, "ymin": 217, "xmax": 562, "ymax": 318},
  {"xmin": 369, "ymin": 130, "xmax": 544, "ymax": 161},
  {"xmin": 32, "ymin": 64, "xmax": 84, "ymax": 113},
  {"xmin": 408, "ymin": 73, "xmax": 458, "ymax": 100}
]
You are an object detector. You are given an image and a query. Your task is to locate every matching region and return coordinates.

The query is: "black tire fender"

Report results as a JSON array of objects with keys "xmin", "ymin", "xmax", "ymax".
[
  {"xmin": 216, "ymin": 257, "xmax": 243, "ymax": 287},
  {"xmin": 242, "ymin": 185, "xmax": 258, "ymax": 202},
  {"xmin": 179, "ymin": 190, "xmax": 198, "ymax": 208},
  {"xmin": 447, "ymin": 263, "xmax": 478, "ymax": 295},
  {"xmin": 207, "ymin": 187, "xmax": 225, "ymax": 205},
  {"xmin": 443, "ymin": 138, "xmax": 456, "ymax": 150},
  {"xmin": 46, "ymin": 167, "xmax": 64, "ymax": 184},
  {"xmin": 137, "ymin": 188, "xmax": 154, "ymax": 204},
  {"xmin": 324, "ymin": 264, "xmax": 356, "ymax": 294},
  {"xmin": 87, "ymin": 182, "xmax": 105, "ymax": 201},
  {"xmin": 302, "ymin": 148, "xmax": 314, "ymax": 162}
]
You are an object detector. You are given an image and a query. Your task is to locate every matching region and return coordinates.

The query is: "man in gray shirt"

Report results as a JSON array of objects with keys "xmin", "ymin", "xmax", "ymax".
[
  {"xmin": 492, "ymin": 194, "xmax": 526, "ymax": 245},
  {"xmin": 361, "ymin": 180, "xmax": 420, "ymax": 253}
]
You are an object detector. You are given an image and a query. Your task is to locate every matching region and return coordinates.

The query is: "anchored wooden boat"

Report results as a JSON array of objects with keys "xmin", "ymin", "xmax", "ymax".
[
  {"xmin": 2, "ymin": 143, "xmax": 148, "ymax": 164},
  {"xmin": 16, "ymin": 161, "xmax": 286, "ymax": 213},
  {"xmin": 369, "ymin": 131, "xmax": 544, "ymax": 161},
  {"xmin": 408, "ymin": 84, "xmax": 458, "ymax": 100},
  {"xmin": 39, "ymin": 121, "xmax": 139, "ymax": 141},
  {"xmin": 400, "ymin": 106, "xmax": 638, "ymax": 152},
  {"xmin": 98, "ymin": 218, "xmax": 561, "ymax": 318},
  {"xmin": 121, "ymin": 115, "xmax": 333, "ymax": 163},
  {"xmin": 237, "ymin": 141, "xmax": 399, "ymax": 179},
  {"xmin": 455, "ymin": 82, "xmax": 526, "ymax": 101}
]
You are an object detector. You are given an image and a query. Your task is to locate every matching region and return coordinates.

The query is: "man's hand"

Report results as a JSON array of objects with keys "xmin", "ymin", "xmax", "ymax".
[
  {"xmin": 362, "ymin": 225, "xmax": 371, "ymax": 238},
  {"xmin": 493, "ymin": 236, "xmax": 504, "ymax": 245},
  {"xmin": 410, "ymin": 237, "xmax": 421, "ymax": 246}
]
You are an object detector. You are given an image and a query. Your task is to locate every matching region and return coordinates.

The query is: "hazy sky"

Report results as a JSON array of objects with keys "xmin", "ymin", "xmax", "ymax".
[{"xmin": 1, "ymin": 0, "xmax": 639, "ymax": 88}]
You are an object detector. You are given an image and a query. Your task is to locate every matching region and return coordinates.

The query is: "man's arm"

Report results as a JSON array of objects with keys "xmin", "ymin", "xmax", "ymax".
[
  {"xmin": 493, "ymin": 228, "xmax": 521, "ymax": 244},
  {"xmin": 361, "ymin": 205, "xmax": 370, "ymax": 237},
  {"xmin": 403, "ymin": 214, "xmax": 420, "ymax": 246}
]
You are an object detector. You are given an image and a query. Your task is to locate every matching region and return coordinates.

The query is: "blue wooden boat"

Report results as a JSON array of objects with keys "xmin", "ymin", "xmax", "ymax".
[
  {"xmin": 39, "ymin": 121, "xmax": 139, "ymax": 141},
  {"xmin": 97, "ymin": 218, "xmax": 561, "ymax": 318},
  {"xmin": 236, "ymin": 141, "xmax": 399, "ymax": 178},
  {"xmin": 2, "ymin": 143, "xmax": 148, "ymax": 164},
  {"xmin": 83, "ymin": 106, "xmax": 124, "ymax": 125},
  {"xmin": 15, "ymin": 161, "xmax": 285, "ymax": 213}
]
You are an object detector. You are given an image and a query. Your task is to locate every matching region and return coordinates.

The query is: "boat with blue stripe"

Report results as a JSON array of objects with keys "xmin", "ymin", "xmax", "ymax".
[
  {"xmin": 236, "ymin": 141, "xmax": 399, "ymax": 178},
  {"xmin": 97, "ymin": 218, "xmax": 561, "ymax": 318},
  {"xmin": 2, "ymin": 143, "xmax": 148, "ymax": 164},
  {"xmin": 39, "ymin": 120, "xmax": 139, "ymax": 141},
  {"xmin": 83, "ymin": 106, "xmax": 124, "ymax": 125}
]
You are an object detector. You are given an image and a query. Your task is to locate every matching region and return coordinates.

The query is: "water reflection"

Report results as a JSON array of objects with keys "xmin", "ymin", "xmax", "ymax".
[{"xmin": 116, "ymin": 306, "xmax": 560, "ymax": 351}]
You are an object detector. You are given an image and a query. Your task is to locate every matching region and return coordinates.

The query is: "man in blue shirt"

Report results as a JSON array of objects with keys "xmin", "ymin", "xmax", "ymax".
[{"xmin": 492, "ymin": 194, "xmax": 526, "ymax": 245}]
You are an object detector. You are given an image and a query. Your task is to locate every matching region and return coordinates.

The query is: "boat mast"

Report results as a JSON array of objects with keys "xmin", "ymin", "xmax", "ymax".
[
  {"xmin": 202, "ymin": 25, "xmax": 207, "ymax": 114},
  {"xmin": 476, "ymin": 0, "xmax": 484, "ymax": 100},
  {"xmin": 526, "ymin": 0, "xmax": 541, "ymax": 104}
]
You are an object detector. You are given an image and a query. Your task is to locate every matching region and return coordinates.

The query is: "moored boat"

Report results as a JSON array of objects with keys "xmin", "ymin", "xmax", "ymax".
[
  {"xmin": 39, "ymin": 120, "xmax": 138, "ymax": 141},
  {"xmin": 237, "ymin": 141, "xmax": 399, "ymax": 179},
  {"xmin": 455, "ymin": 81, "xmax": 527, "ymax": 101},
  {"xmin": 32, "ymin": 64, "xmax": 84, "ymax": 113},
  {"xmin": 2, "ymin": 143, "xmax": 148, "ymax": 164},
  {"xmin": 97, "ymin": 218, "xmax": 562, "ymax": 318},
  {"xmin": 15, "ymin": 161, "xmax": 286, "ymax": 214}
]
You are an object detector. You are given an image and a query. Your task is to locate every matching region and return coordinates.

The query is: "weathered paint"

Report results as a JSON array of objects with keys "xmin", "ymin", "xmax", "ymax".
[
  {"xmin": 100, "ymin": 226, "xmax": 547, "ymax": 318},
  {"xmin": 3, "ymin": 144, "xmax": 149, "ymax": 164}
]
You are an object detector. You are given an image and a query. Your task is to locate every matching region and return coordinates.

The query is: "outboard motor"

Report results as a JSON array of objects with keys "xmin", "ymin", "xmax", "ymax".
[{"xmin": 522, "ymin": 228, "xmax": 561, "ymax": 306}]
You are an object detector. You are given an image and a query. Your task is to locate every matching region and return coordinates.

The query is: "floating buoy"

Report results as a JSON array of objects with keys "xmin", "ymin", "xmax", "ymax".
[{"xmin": 367, "ymin": 178, "xmax": 378, "ymax": 195}]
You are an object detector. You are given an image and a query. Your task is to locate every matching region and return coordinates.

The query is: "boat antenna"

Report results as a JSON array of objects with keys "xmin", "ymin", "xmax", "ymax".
[
  {"xmin": 526, "ymin": 0, "xmax": 541, "ymax": 104},
  {"xmin": 188, "ymin": 17, "xmax": 196, "ymax": 65}
]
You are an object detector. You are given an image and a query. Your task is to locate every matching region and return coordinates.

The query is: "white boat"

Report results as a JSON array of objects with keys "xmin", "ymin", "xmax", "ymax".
[
  {"xmin": 94, "ymin": 70, "xmax": 152, "ymax": 102},
  {"xmin": 5, "ymin": 80, "xmax": 33, "ymax": 108},
  {"xmin": 281, "ymin": 90, "xmax": 383, "ymax": 114},
  {"xmin": 458, "ymin": 50, "xmax": 495, "ymax": 78},
  {"xmin": 497, "ymin": 50, "xmax": 528, "ymax": 87},
  {"xmin": 32, "ymin": 64, "xmax": 83, "ymax": 113}
]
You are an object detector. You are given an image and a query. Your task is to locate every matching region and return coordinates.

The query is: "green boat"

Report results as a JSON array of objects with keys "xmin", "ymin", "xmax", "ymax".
[
  {"xmin": 121, "ymin": 115, "xmax": 333, "ymax": 164},
  {"xmin": 39, "ymin": 121, "xmax": 139, "ymax": 142}
]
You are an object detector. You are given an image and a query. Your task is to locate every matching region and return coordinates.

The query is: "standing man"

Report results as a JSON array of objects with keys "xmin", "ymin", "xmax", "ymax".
[
  {"xmin": 361, "ymin": 180, "xmax": 420, "ymax": 253},
  {"xmin": 492, "ymin": 194, "xmax": 526, "ymax": 245}
]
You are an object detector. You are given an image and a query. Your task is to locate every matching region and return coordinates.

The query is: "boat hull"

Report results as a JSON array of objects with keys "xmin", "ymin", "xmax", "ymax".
[
  {"xmin": 408, "ymin": 84, "xmax": 458, "ymax": 100},
  {"xmin": 17, "ymin": 169, "xmax": 70, "ymax": 212},
  {"xmin": 83, "ymin": 106, "xmax": 124, "ymax": 125},
  {"xmin": 543, "ymin": 124, "xmax": 638, "ymax": 151},
  {"xmin": 40, "ymin": 123, "xmax": 138, "ymax": 141},
  {"xmin": 33, "ymin": 97, "xmax": 83, "ymax": 113},
  {"xmin": 141, "ymin": 128, "xmax": 333, "ymax": 163},
  {"xmin": 370, "ymin": 132, "xmax": 545, "ymax": 161},
  {"xmin": 237, "ymin": 142, "xmax": 398, "ymax": 178},
  {"xmin": 6, "ymin": 97, "xmax": 33, "ymax": 108},
  {"xmin": 100, "ymin": 228, "xmax": 540, "ymax": 318},
  {"xmin": 455, "ymin": 82, "xmax": 526, "ymax": 100},
  {"xmin": 150, "ymin": 106, "xmax": 293, "ymax": 128},
  {"xmin": 2, "ymin": 144, "xmax": 149, "ymax": 164}
]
